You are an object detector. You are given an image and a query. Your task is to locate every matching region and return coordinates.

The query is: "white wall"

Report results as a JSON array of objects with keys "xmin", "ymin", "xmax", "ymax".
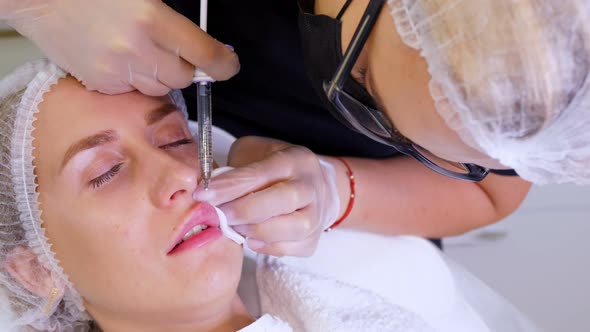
[
  {"xmin": 1, "ymin": 34, "xmax": 589, "ymax": 332},
  {"xmin": 447, "ymin": 184, "xmax": 590, "ymax": 332},
  {"xmin": 0, "ymin": 35, "xmax": 44, "ymax": 77}
]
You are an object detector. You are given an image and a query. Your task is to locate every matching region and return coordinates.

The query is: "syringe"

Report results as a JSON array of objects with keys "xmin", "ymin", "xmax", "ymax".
[
  {"xmin": 196, "ymin": 80, "xmax": 213, "ymax": 190},
  {"xmin": 194, "ymin": 0, "xmax": 213, "ymax": 190}
]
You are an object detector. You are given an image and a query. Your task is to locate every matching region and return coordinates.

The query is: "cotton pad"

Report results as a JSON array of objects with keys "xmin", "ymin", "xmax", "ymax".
[
  {"xmin": 210, "ymin": 166, "xmax": 245, "ymax": 245},
  {"xmin": 215, "ymin": 206, "xmax": 245, "ymax": 245}
]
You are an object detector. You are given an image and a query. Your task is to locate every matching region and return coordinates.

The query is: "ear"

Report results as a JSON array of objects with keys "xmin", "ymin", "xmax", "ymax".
[{"xmin": 5, "ymin": 246, "xmax": 57, "ymax": 297}]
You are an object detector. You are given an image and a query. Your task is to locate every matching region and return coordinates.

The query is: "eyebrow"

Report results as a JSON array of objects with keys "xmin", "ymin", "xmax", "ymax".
[
  {"xmin": 60, "ymin": 130, "xmax": 118, "ymax": 171},
  {"xmin": 60, "ymin": 103, "xmax": 180, "ymax": 172},
  {"xmin": 145, "ymin": 103, "xmax": 179, "ymax": 125}
]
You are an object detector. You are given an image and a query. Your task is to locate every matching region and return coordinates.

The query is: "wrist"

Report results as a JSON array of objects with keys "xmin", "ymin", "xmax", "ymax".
[{"xmin": 322, "ymin": 156, "xmax": 355, "ymax": 231}]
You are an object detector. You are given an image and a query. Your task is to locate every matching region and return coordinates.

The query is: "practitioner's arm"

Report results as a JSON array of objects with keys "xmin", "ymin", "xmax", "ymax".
[
  {"xmin": 194, "ymin": 136, "xmax": 531, "ymax": 256},
  {"xmin": 323, "ymin": 155, "xmax": 530, "ymax": 237}
]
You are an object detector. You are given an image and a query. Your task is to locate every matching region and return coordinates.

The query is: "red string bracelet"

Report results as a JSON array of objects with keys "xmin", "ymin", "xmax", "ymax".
[{"xmin": 325, "ymin": 157, "xmax": 356, "ymax": 232}]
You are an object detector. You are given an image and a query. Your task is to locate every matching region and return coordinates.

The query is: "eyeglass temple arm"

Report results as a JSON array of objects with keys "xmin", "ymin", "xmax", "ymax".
[{"xmin": 328, "ymin": 0, "xmax": 386, "ymax": 94}]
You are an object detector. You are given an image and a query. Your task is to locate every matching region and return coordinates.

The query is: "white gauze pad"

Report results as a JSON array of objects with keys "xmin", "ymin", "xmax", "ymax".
[
  {"xmin": 210, "ymin": 166, "xmax": 245, "ymax": 245},
  {"xmin": 215, "ymin": 206, "xmax": 245, "ymax": 245}
]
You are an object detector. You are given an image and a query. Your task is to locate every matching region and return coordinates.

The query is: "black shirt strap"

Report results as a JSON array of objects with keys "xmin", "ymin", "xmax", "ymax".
[{"xmin": 336, "ymin": 0, "xmax": 354, "ymax": 20}]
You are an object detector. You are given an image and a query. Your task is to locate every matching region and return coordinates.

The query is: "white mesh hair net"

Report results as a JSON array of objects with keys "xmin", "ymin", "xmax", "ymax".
[
  {"xmin": 0, "ymin": 59, "xmax": 188, "ymax": 331},
  {"xmin": 388, "ymin": 0, "xmax": 590, "ymax": 184}
]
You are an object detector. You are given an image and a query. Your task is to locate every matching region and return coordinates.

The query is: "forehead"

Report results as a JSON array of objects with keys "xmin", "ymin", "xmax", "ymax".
[
  {"xmin": 34, "ymin": 77, "xmax": 174, "ymax": 142},
  {"xmin": 32, "ymin": 77, "xmax": 175, "ymax": 171},
  {"xmin": 39, "ymin": 77, "xmax": 170, "ymax": 121}
]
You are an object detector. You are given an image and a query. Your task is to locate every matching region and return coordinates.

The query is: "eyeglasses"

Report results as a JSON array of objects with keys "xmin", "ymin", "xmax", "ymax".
[{"xmin": 322, "ymin": 0, "xmax": 489, "ymax": 182}]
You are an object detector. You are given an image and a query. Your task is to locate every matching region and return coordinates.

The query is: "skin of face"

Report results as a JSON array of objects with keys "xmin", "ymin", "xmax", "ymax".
[
  {"xmin": 317, "ymin": 0, "xmax": 507, "ymax": 169},
  {"xmin": 31, "ymin": 77, "xmax": 244, "ymax": 330}
]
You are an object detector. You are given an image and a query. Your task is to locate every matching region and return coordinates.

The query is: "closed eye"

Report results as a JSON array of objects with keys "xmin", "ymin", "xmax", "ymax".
[
  {"xmin": 90, "ymin": 163, "xmax": 123, "ymax": 189},
  {"xmin": 88, "ymin": 138, "xmax": 194, "ymax": 190},
  {"xmin": 159, "ymin": 138, "xmax": 195, "ymax": 150}
]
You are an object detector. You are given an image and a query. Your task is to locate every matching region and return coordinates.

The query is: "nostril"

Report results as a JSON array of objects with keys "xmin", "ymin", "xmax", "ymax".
[
  {"xmin": 154, "ymin": 160, "xmax": 199, "ymax": 206},
  {"xmin": 169, "ymin": 189, "xmax": 187, "ymax": 202}
]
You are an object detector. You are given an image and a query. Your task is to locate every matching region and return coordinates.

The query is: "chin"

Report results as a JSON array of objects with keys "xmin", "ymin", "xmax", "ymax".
[
  {"xmin": 175, "ymin": 233, "xmax": 242, "ymax": 261},
  {"xmin": 166, "ymin": 242, "xmax": 243, "ymax": 315},
  {"xmin": 199, "ymin": 238, "xmax": 243, "ymax": 281}
]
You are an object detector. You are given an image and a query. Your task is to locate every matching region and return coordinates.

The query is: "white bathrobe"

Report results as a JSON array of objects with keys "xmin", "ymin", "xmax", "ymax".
[
  {"xmin": 238, "ymin": 314, "xmax": 293, "ymax": 332},
  {"xmin": 210, "ymin": 125, "xmax": 539, "ymax": 332},
  {"xmin": 238, "ymin": 230, "xmax": 540, "ymax": 332}
]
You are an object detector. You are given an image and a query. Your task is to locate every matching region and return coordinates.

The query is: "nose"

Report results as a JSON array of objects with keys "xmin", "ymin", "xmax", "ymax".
[{"xmin": 148, "ymin": 152, "xmax": 199, "ymax": 208}]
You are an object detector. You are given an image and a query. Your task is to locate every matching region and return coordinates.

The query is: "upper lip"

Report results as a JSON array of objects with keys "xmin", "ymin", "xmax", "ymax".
[{"xmin": 166, "ymin": 202, "xmax": 220, "ymax": 254}]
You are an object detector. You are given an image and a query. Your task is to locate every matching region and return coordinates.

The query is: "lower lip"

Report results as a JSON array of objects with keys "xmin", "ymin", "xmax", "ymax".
[{"xmin": 167, "ymin": 227, "xmax": 222, "ymax": 256}]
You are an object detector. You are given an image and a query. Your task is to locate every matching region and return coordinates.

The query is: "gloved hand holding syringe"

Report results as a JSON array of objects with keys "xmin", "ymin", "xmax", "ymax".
[{"xmin": 0, "ymin": 0, "xmax": 239, "ymax": 95}]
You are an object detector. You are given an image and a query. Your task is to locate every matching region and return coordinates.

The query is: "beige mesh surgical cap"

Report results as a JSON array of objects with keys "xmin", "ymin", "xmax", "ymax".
[
  {"xmin": 388, "ymin": 0, "xmax": 590, "ymax": 184},
  {"xmin": 0, "ymin": 59, "xmax": 187, "ymax": 331}
]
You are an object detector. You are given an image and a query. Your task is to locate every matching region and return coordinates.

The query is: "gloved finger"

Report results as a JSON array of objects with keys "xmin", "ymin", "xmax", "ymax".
[
  {"xmin": 248, "ymin": 234, "xmax": 321, "ymax": 257},
  {"xmin": 93, "ymin": 81, "xmax": 135, "ymax": 95},
  {"xmin": 128, "ymin": 71, "xmax": 171, "ymax": 96},
  {"xmin": 104, "ymin": 42, "xmax": 192, "ymax": 93},
  {"xmin": 233, "ymin": 207, "xmax": 316, "ymax": 242},
  {"xmin": 193, "ymin": 152, "xmax": 295, "ymax": 205},
  {"xmin": 152, "ymin": 4, "xmax": 240, "ymax": 81},
  {"xmin": 218, "ymin": 179, "xmax": 314, "ymax": 226},
  {"xmin": 75, "ymin": 62, "xmax": 136, "ymax": 95},
  {"xmin": 153, "ymin": 47, "xmax": 195, "ymax": 90},
  {"xmin": 73, "ymin": 63, "xmax": 135, "ymax": 95},
  {"xmin": 228, "ymin": 136, "xmax": 292, "ymax": 167}
]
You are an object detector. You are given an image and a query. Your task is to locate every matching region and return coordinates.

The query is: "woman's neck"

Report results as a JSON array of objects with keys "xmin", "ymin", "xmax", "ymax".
[{"xmin": 91, "ymin": 295, "xmax": 254, "ymax": 332}]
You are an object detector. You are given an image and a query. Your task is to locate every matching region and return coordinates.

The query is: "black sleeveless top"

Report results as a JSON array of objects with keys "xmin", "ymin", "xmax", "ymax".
[
  {"xmin": 163, "ymin": 0, "xmax": 400, "ymax": 157},
  {"xmin": 163, "ymin": 0, "xmax": 519, "ymax": 175}
]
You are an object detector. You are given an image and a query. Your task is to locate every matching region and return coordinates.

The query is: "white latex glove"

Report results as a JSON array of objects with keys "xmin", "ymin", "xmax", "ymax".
[
  {"xmin": 193, "ymin": 136, "xmax": 341, "ymax": 257},
  {"xmin": 1, "ymin": 0, "xmax": 239, "ymax": 95}
]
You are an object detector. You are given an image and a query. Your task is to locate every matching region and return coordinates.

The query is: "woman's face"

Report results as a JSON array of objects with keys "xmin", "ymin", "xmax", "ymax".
[
  {"xmin": 317, "ymin": 0, "xmax": 506, "ymax": 169},
  {"xmin": 32, "ymin": 77, "xmax": 243, "ymax": 327}
]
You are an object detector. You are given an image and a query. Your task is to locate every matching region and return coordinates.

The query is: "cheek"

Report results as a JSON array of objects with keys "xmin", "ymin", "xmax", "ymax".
[
  {"xmin": 40, "ymin": 190, "xmax": 151, "ymax": 295},
  {"xmin": 178, "ymin": 145, "xmax": 200, "ymax": 168},
  {"xmin": 366, "ymin": 15, "xmax": 448, "ymax": 144},
  {"xmin": 367, "ymin": 41, "xmax": 472, "ymax": 160}
]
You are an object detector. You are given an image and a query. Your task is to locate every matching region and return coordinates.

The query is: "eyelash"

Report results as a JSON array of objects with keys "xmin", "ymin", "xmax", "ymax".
[
  {"xmin": 90, "ymin": 163, "xmax": 123, "ymax": 189},
  {"xmin": 89, "ymin": 138, "xmax": 194, "ymax": 189},
  {"xmin": 159, "ymin": 138, "xmax": 194, "ymax": 150}
]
